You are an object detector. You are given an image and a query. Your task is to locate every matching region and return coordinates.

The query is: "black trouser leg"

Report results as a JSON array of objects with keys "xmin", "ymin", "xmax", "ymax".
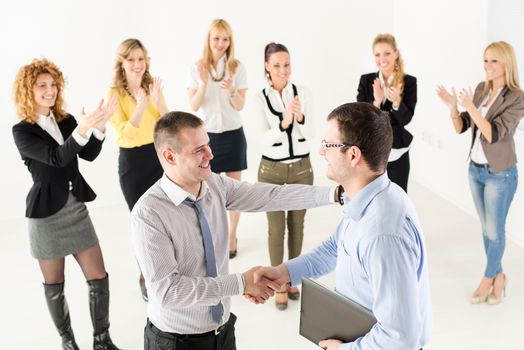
[
  {"xmin": 87, "ymin": 274, "xmax": 120, "ymax": 350},
  {"xmin": 43, "ymin": 282, "xmax": 80, "ymax": 350}
]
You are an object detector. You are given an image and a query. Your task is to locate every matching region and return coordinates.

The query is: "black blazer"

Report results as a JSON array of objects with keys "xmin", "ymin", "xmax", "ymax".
[
  {"xmin": 357, "ymin": 72, "xmax": 417, "ymax": 149},
  {"xmin": 12, "ymin": 114, "xmax": 103, "ymax": 218}
]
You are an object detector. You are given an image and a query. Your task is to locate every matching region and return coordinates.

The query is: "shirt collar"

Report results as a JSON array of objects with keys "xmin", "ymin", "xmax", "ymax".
[
  {"xmin": 36, "ymin": 112, "xmax": 56, "ymax": 130},
  {"xmin": 343, "ymin": 172, "xmax": 390, "ymax": 221},
  {"xmin": 266, "ymin": 79, "xmax": 293, "ymax": 99},
  {"xmin": 160, "ymin": 173, "xmax": 209, "ymax": 206}
]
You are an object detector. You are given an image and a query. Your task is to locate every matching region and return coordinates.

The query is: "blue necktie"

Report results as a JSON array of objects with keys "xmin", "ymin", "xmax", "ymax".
[{"xmin": 184, "ymin": 198, "xmax": 224, "ymax": 323}]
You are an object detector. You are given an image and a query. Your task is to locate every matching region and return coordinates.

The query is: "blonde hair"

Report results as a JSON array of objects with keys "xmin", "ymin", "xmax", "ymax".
[
  {"xmin": 112, "ymin": 38, "xmax": 153, "ymax": 96},
  {"xmin": 372, "ymin": 33, "xmax": 405, "ymax": 90},
  {"xmin": 201, "ymin": 19, "xmax": 239, "ymax": 76},
  {"xmin": 482, "ymin": 41, "xmax": 521, "ymax": 96},
  {"xmin": 13, "ymin": 58, "xmax": 67, "ymax": 124}
]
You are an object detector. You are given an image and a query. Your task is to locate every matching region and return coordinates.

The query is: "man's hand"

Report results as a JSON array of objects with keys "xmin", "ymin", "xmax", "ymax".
[
  {"xmin": 254, "ymin": 264, "xmax": 291, "ymax": 288},
  {"xmin": 242, "ymin": 266, "xmax": 280, "ymax": 304},
  {"xmin": 318, "ymin": 339, "xmax": 342, "ymax": 350}
]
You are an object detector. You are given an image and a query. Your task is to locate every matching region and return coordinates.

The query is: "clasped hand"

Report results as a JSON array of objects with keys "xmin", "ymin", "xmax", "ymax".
[{"xmin": 242, "ymin": 265, "xmax": 290, "ymax": 304}]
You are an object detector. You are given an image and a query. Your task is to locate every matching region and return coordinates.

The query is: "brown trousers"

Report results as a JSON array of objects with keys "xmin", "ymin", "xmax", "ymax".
[{"xmin": 257, "ymin": 157, "xmax": 314, "ymax": 266}]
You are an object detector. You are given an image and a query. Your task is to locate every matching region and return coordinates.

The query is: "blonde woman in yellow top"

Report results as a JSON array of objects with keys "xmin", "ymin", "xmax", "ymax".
[{"xmin": 109, "ymin": 38, "xmax": 168, "ymax": 301}]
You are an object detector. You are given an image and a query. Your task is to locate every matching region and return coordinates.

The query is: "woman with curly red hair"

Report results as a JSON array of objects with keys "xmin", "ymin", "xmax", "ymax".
[{"xmin": 12, "ymin": 58, "xmax": 120, "ymax": 350}]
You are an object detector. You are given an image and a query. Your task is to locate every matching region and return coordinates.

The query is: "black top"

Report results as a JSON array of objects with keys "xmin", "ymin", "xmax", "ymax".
[
  {"xmin": 357, "ymin": 72, "xmax": 417, "ymax": 149},
  {"xmin": 12, "ymin": 114, "xmax": 103, "ymax": 218}
]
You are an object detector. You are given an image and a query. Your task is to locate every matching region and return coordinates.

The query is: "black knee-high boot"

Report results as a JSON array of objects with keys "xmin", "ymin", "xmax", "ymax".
[
  {"xmin": 43, "ymin": 282, "xmax": 80, "ymax": 350},
  {"xmin": 87, "ymin": 274, "xmax": 120, "ymax": 350}
]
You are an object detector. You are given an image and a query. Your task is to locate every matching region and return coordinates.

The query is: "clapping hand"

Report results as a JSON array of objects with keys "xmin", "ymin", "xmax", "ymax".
[
  {"xmin": 457, "ymin": 87, "xmax": 475, "ymax": 110},
  {"xmin": 78, "ymin": 95, "xmax": 118, "ymax": 135},
  {"xmin": 149, "ymin": 77, "xmax": 164, "ymax": 108},
  {"xmin": 219, "ymin": 76, "xmax": 234, "ymax": 95},
  {"xmin": 94, "ymin": 95, "xmax": 118, "ymax": 132},
  {"xmin": 133, "ymin": 87, "xmax": 148, "ymax": 110},
  {"xmin": 436, "ymin": 85, "xmax": 458, "ymax": 111},
  {"xmin": 386, "ymin": 84, "xmax": 403, "ymax": 108},
  {"xmin": 77, "ymin": 105, "xmax": 104, "ymax": 138},
  {"xmin": 372, "ymin": 78, "xmax": 384, "ymax": 106}
]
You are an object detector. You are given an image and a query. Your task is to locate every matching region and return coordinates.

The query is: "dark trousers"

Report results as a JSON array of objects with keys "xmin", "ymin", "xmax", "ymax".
[
  {"xmin": 144, "ymin": 314, "xmax": 237, "ymax": 350},
  {"xmin": 387, "ymin": 151, "xmax": 410, "ymax": 193}
]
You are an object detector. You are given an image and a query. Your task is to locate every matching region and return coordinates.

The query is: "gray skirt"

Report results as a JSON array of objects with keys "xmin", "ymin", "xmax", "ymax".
[{"xmin": 28, "ymin": 193, "xmax": 99, "ymax": 260}]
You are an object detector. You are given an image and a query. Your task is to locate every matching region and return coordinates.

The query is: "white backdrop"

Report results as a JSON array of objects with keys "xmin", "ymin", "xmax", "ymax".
[{"xmin": 1, "ymin": 0, "xmax": 524, "ymax": 244}]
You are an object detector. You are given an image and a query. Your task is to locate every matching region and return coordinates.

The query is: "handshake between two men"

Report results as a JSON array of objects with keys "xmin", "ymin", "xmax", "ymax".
[{"xmin": 241, "ymin": 265, "xmax": 290, "ymax": 304}]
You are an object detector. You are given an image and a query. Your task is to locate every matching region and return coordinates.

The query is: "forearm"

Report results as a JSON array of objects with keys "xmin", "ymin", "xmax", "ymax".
[
  {"xmin": 129, "ymin": 104, "xmax": 147, "ymax": 127},
  {"xmin": 467, "ymin": 106, "xmax": 492, "ymax": 142},
  {"xmin": 229, "ymin": 90, "xmax": 245, "ymax": 111},
  {"xmin": 189, "ymin": 86, "xmax": 207, "ymax": 111},
  {"xmin": 153, "ymin": 272, "xmax": 242, "ymax": 309},
  {"xmin": 450, "ymin": 107, "xmax": 464, "ymax": 133},
  {"xmin": 224, "ymin": 179, "xmax": 333, "ymax": 212},
  {"xmin": 78, "ymin": 137, "xmax": 103, "ymax": 161},
  {"xmin": 285, "ymin": 238, "xmax": 338, "ymax": 286}
]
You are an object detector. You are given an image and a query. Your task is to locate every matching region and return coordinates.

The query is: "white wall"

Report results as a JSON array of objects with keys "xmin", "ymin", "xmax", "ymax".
[
  {"xmin": 0, "ymin": 0, "xmax": 394, "ymax": 220},
  {"xmin": 1, "ymin": 0, "xmax": 523, "ymax": 246}
]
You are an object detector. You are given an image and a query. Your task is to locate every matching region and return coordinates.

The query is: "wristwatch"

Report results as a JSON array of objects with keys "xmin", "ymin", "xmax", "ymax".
[{"xmin": 336, "ymin": 185, "xmax": 345, "ymax": 205}]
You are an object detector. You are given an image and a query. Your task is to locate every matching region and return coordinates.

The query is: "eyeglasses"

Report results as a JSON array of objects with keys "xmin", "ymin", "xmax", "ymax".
[{"xmin": 320, "ymin": 140, "xmax": 350, "ymax": 150}]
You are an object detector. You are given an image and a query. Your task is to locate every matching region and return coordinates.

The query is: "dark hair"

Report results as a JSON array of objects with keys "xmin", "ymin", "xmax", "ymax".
[
  {"xmin": 264, "ymin": 42, "xmax": 289, "ymax": 76},
  {"xmin": 154, "ymin": 111, "xmax": 204, "ymax": 153},
  {"xmin": 327, "ymin": 102, "xmax": 392, "ymax": 172}
]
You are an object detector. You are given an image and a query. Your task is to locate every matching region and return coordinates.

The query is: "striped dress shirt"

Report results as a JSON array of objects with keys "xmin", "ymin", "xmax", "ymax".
[{"xmin": 130, "ymin": 172, "xmax": 333, "ymax": 334}]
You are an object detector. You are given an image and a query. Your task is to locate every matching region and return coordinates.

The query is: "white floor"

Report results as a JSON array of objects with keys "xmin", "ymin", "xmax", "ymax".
[{"xmin": 2, "ymin": 180, "xmax": 524, "ymax": 349}]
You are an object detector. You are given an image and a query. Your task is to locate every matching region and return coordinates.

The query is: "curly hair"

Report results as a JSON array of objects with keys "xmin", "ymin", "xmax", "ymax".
[
  {"xmin": 112, "ymin": 38, "xmax": 153, "ymax": 96},
  {"xmin": 201, "ymin": 19, "xmax": 239, "ymax": 77},
  {"xmin": 13, "ymin": 58, "xmax": 67, "ymax": 124}
]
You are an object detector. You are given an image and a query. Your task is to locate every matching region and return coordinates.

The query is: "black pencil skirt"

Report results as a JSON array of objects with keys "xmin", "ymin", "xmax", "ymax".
[
  {"xmin": 118, "ymin": 143, "xmax": 163, "ymax": 211},
  {"xmin": 208, "ymin": 127, "xmax": 247, "ymax": 173}
]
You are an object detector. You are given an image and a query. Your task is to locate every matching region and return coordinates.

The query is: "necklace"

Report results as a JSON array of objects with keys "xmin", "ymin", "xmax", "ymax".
[{"xmin": 209, "ymin": 64, "xmax": 226, "ymax": 82}]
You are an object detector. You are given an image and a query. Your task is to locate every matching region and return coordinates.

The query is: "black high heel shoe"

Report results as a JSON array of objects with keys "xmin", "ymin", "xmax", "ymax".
[
  {"xmin": 229, "ymin": 238, "xmax": 238, "ymax": 259},
  {"xmin": 287, "ymin": 287, "xmax": 300, "ymax": 301}
]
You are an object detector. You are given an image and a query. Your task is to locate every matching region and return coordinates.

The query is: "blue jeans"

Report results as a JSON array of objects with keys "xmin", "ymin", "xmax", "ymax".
[{"xmin": 468, "ymin": 163, "xmax": 518, "ymax": 278}]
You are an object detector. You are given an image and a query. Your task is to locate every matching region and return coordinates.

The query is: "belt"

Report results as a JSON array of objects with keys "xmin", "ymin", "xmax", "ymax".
[
  {"xmin": 148, "ymin": 319, "xmax": 228, "ymax": 338},
  {"xmin": 471, "ymin": 161, "xmax": 489, "ymax": 168}
]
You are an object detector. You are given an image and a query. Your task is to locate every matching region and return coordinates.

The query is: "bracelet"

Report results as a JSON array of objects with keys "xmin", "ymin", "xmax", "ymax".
[{"xmin": 229, "ymin": 90, "xmax": 237, "ymax": 98}]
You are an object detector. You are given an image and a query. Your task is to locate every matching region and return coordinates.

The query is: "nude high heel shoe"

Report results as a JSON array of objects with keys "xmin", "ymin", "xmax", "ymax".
[
  {"xmin": 487, "ymin": 274, "xmax": 507, "ymax": 305},
  {"xmin": 470, "ymin": 291, "xmax": 489, "ymax": 304}
]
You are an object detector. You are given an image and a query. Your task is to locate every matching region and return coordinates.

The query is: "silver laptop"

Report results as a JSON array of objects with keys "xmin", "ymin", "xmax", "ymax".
[{"xmin": 299, "ymin": 278, "xmax": 377, "ymax": 345}]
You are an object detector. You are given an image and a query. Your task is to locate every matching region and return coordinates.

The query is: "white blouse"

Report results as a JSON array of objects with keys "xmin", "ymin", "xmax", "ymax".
[
  {"xmin": 187, "ymin": 56, "xmax": 248, "ymax": 133},
  {"xmin": 254, "ymin": 82, "xmax": 313, "ymax": 163},
  {"xmin": 470, "ymin": 88, "xmax": 503, "ymax": 164}
]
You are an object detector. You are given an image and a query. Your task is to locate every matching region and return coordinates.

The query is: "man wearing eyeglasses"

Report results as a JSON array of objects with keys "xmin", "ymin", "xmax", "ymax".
[
  {"xmin": 255, "ymin": 102, "xmax": 431, "ymax": 350},
  {"xmin": 130, "ymin": 111, "xmax": 340, "ymax": 350}
]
